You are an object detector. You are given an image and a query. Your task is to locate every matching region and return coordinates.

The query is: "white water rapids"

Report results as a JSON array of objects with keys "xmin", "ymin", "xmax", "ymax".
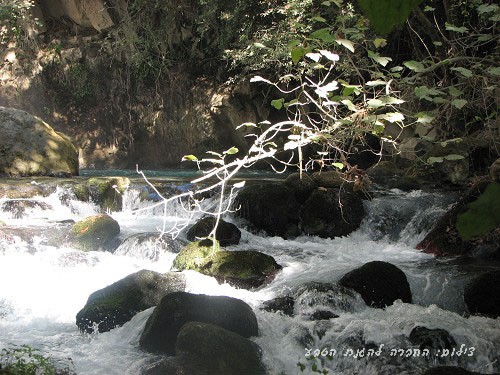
[{"xmin": 0, "ymin": 179, "xmax": 499, "ymax": 374}]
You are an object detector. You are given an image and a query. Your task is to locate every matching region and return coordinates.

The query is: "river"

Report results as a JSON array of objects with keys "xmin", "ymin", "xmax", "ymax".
[{"xmin": 0, "ymin": 171, "xmax": 499, "ymax": 374}]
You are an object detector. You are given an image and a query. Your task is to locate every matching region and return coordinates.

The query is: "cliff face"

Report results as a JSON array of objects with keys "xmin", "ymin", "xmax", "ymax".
[{"xmin": 0, "ymin": 0, "xmax": 268, "ymax": 169}]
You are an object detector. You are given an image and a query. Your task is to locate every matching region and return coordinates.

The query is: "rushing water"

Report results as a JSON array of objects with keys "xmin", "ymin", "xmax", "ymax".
[{"xmin": 0, "ymin": 175, "xmax": 499, "ymax": 375}]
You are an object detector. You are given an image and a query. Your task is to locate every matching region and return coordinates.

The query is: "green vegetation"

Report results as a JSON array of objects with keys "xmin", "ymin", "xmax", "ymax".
[
  {"xmin": 0, "ymin": 344, "xmax": 75, "ymax": 375},
  {"xmin": 456, "ymin": 182, "xmax": 500, "ymax": 240}
]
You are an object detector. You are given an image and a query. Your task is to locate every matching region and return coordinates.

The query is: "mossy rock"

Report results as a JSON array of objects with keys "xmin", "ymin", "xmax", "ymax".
[
  {"xmin": 202, "ymin": 250, "xmax": 282, "ymax": 289},
  {"xmin": 456, "ymin": 182, "xmax": 500, "ymax": 241},
  {"xmin": 71, "ymin": 183, "xmax": 90, "ymax": 202},
  {"xmin": 76, "ymin": 270, "xmax": 186, "ymax": 333},
  {"xmin": 172, "ymin": 239, "xmax": 220, "ymax": 271},
  {"xmin": 87, "ymin": 177, "xmax": 130, "ymax": 212},
  {"xmin": 69, "ymin": 214, "xmax": 120, "ymax": 251},
  {"xmin": 172, "ymin": 240, "xmax": 282, "ymax": 289}
]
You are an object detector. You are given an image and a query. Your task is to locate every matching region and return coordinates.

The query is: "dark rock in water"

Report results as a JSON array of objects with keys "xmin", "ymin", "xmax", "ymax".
[
  {"xmin": 186, "ymin": 216, "xmax": 241, "ymax": 246},
  {"xmin": 417, "ymin": 180, "xmax": 500, "ymax": 258},
  {"xmin": 235, "ymin": 183, "xmax": 301, "ymax": 239},
  {"xmin": 300, "ymin": 188, "xmax": 365, "ymax": 238},
  {"xmin": 310, "ymin": 310, "xmax": 338, "ymax": 320},
  {"xmin": 114, "ymin": 232, "xmax": 182, "ymax": 260},
  {"xmin": 175, "ymin": 321, "xmax": 265, "ymax": 375},
  {"xmin": 142, "ymin": 322, "xmax": 266, "ymax": 375},
  {"xmin": 422, "ymin": 366, "xmax": 483, "ymax": 375},
  {"xmin": 338, "ymin": 261, "xmax": 412, "ymax": 308},
  {"xmin": 409, "ymin": 326, "xmax": 456, "ymax": 352},
  {"xmin": 262, "ymin": 296, "xmax": 295, "ymax": 316},
  {"xmin": 76, "ymin": 270, "xmax": 186, "ymax": 333},
  {"xmin": 139, "ymin": 292, "xmax": 258, "ymax": 355},
  {"xmin": 0, "ymin": 199, "xmax": 52, "ymax": 219},
  {"xmin": 294, "ymin": 282, "xmax": 366, "ymax": 316},
  {"xmin": 284, "ymin": 173, "xmax": 317, "ymax": 204},
  {"xmin": 68, "ymin": 214, "xmax": 120, "ymax": 252},
  {"xmin": 464, "ymin": 270, "xmax": 500, "ymax": 318},
  {"xmin": 172, "ymin": 240, "xmax": 282, "ymax": 289},
  {"xmin": 0, "ymin": 107, "xmax": 78, "ymax": 177}
]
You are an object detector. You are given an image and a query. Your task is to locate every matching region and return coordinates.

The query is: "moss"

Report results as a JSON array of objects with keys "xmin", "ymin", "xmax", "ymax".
[
  {"xmin": 456, "ymin": 182, "xmax": 500, "ymax": 240},
  {"xmin": 86, "ymin": 177, "xmax": 130, "ymax": 211},
  {"xmin": 70, "ymin": 214, "xmax": 120, "ymax": 251},
  {"xmin": 172, "ymin": 239, "xmax": 220, "ymax": 271}
]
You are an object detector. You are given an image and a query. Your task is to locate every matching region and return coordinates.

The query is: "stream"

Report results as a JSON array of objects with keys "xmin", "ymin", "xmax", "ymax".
[{"xmin": 0, "ymin": 171, "xmax": 499, "ymax": 375}]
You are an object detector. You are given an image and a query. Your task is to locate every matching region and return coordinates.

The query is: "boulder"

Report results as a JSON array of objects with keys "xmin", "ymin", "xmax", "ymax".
[
  {"xmin": 139, "ymin": 292, "xmax": 258, "ymax": 355},
  {"xmin": 186, "ymin": 216, "xmax": 241, "ymax": 246},
  {"xmin": 300, "ymin": 188, "xmax": 365, "ymax": 238},
  {"xmin": 338, "ymin": 261, "xmax": 412, "ymax": 308},
  {"xmin": 76, "ymin": 270, "xmax": 186, "ymax": 333},
  {"xmin": 0, "ymin": 107, "xmax": 78, "ymax": 177},
  {"xmin": 464, "ymin": 270, "xmax": 500, "ymax": 318},
  {"xmin": 142, "ymin": 322, "xmax": 266, "ymax": 375},
  {"xmin": 417, "ymin": 181, "xmax": 500, "ymax": 258},
  {"xmin": 261, "ymin": 296, "xmax": 295, "ymax": 316},
  {"xmin": 86, "ymin": 177, "xmax": 130, "ymax": 212},
  {"xmin": 69, "ymin": 214, "xmax": 120, "ymax": 251},
  {"xmin": 172, "ymin": 240, "xmax": 282, "ymax": 289},
  {"xmin": 235, "ymin": 183, "xmax": 301, "ymax": 238},
  {"xmin": 409, "ymin": 326, "xmax": 456, "ymax": 352},
  {"xmin": 175, "ymin": 322, "xmax": 265, "ymax": 375},
  {"xmin": 284, "ymin": 173, "xmax": 317, "ymax": 204},
  {"xmin": 424, "ymin": 141, "xmax": 470, "ymax": 184}
]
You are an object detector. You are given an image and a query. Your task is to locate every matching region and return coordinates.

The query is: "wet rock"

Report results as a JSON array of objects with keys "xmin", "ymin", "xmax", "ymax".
[
  {"xmin": 409, "ymin": 326, "xmax": 456, "ymax": 352},
  {"xmin": 464, "ymin": 270, "xmax": 500, "ymax": 318},
  {"xmin": 175, "ymin": 321, "xmax": 265, "ymax": 375},
  {"xmin": 294, "ymin": 282, "xmax": 366, "ymax": 317},
  {"xmin": 0, "ymin": 199, "xmax": 52, "ymax": 219},
  {"xmin": 261, "ymin": 296, "xmax": 295, "ymax": 316},
  {"xmin": 114, "ymin": 232, "xmax": 182, "ymax": 260},
  {"xmin": 490, "ymin": 158, "xmax": 500, "ymax": 182},
  {"xmin": 235, "ymin": 183, "xmax": 301, "ymax": 239},
  {"xmin": 300, "ymin": 188, "xmax": 365, "ymax": 238},
  {"xmin": 284, "ymin": 172, "xmax": 317, "ymax": 204},
  {"xmin": 86, "ymin": 176, "xmax": 130, "ymax": 212},
  {"xmin": 76, "ymin": 270, "xmax": 186, "ymax": 333},
  {"xmin": 139, "ymin": 292, "xmax": 258, "ymax": 355},
  {"xmin": 0, "ymin": 107, "xmax": 79, "ymax": 177},
  {"xmin": 69, "ymin": 214, "xmax": 120, "ymax": 251},
  {"xmin": 0, "ymin": 182, "xmax": 54, "ymax": 199},
  {"xmin": 310, "ymin": 310, "xmax": 338, "ymax": 320},
  {"xmin": 338, "ymin": 261, "xmax": 412, "ymax": 308},
  {"xmin": 417, "ymin": 181, "xmax": 500, "ymax": 258},
  {"xmin": 172, "ymin": 240, "xmax": 281, "ymax": 289},
  {"xmin": 424, "ymin": 141, "xmax": 470, "ymax": 184},
  {"xmin": 186, "ymin": 216, "xmax": 241, "ymax": 246}
]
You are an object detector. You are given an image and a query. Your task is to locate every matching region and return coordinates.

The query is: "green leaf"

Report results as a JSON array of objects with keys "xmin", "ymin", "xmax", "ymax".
[
  {"xmin": 341, "ymin": 99, "xmax": 357, "ymax": 111},
  {"xmin": 271, "ymin": 98, "xmax": 285, "ymax": 110},
  {"xmin": 335, "ymin": 38, "xmax": 355, "ymax": 53},
  {"xmin": 306, "ymin": 52, "xmax": 322, "ymax": 62},
  {"xmin": 444, "ymin": 154, "xmax": 465, "ymax": 161},
  {"xmin": 312, "ymin": 16, "xmax": 327, "ymax": 23},
  {"xmin": 358, "ymin": 0, "xmax": 424, "ymax": 35},
  {"xmin": 368, "ymin": 50, "xmax": 392, "ymax": 67},
  {"xmin": 253, "ymin": 42, "xmax": 267, "ymax": 49},
  {"xmin": 477, "ymin": 4, "xmax": 499, "ymax": 14},
  {"xmin": 366, "ymin": 80, "xmax": 386, "ymax": 87},
  {"xmin": 451, "ymin": 99, "xmax": 468, "ymax": 109},
  {"xmin": 381, "ymin": 96, "xmax": 405, "ymax": 105},
  {"xmin": 291, "ymin": 46, "xmax": 306, "ymax": 64},
  {"xmin": 450, "ymin": 67, "xmax": 473, "ymax": 78},
  {"xmin": 404, "ymin": 60, "xmax": 425, "ymax": 72},
  {"xmin": 182, "ymin": 154, "xmax": 198, "ymax": 162},
  {"xmin": 319, "ymin": 50, "xmax": 339, "ymax": 61},
  {"xmin": 367, "ymin": 99, "xmax": 384, "ymax": 108},
  {"xmin": 427, "ymin": 156, "xmax": 444, "ymax": 164},
  {"xmin": 415, "ymin": 112, "xmax": 435, "ymax": 124},
  {"xmin": 414, "ymin": 86, "xmax": 443, "ymax": 100},
  {"xmin": 445, "ymin": 23, "xmax": 468, "ymax": 33},
  {"xmin": 224, "ymin": 147, "xmax": 239, "ymax": 155},
  {"xmin": 309, "ymin": 28, "xmax": 335, "ymax": 42},
  {"xmin": 332, "ymin": 162, "xmax": 344, "ymax": 170},
  {"xmin": 284, "ymin": 140, "xmax": 299, "ymax": 150},
  {"xmin": 423, "ymin": 6, "xmax": 435, "ymax": 12},
  {"xmin": 250, "ymin": 76, "xmax": 272, "ymax": 84},
  {"xmin": 487, "ymin": 67, "xmax": 500, "ymax": 76},
  {"xmin": 379, "ymin": 112, "xmax": 405, "ymax": 122},
  {"xmin": 373, "ymin": 38, "xmax": 387, "ymax": 48},
  {"xmin": 448, "ymin": 86, "xmax": 463, "ymax": 97}
]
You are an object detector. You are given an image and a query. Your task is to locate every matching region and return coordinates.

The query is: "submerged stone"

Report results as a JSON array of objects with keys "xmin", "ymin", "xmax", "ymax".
[{"xmin": 464, "ymin": 270, "xmax": 500, "ymax": 318}]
